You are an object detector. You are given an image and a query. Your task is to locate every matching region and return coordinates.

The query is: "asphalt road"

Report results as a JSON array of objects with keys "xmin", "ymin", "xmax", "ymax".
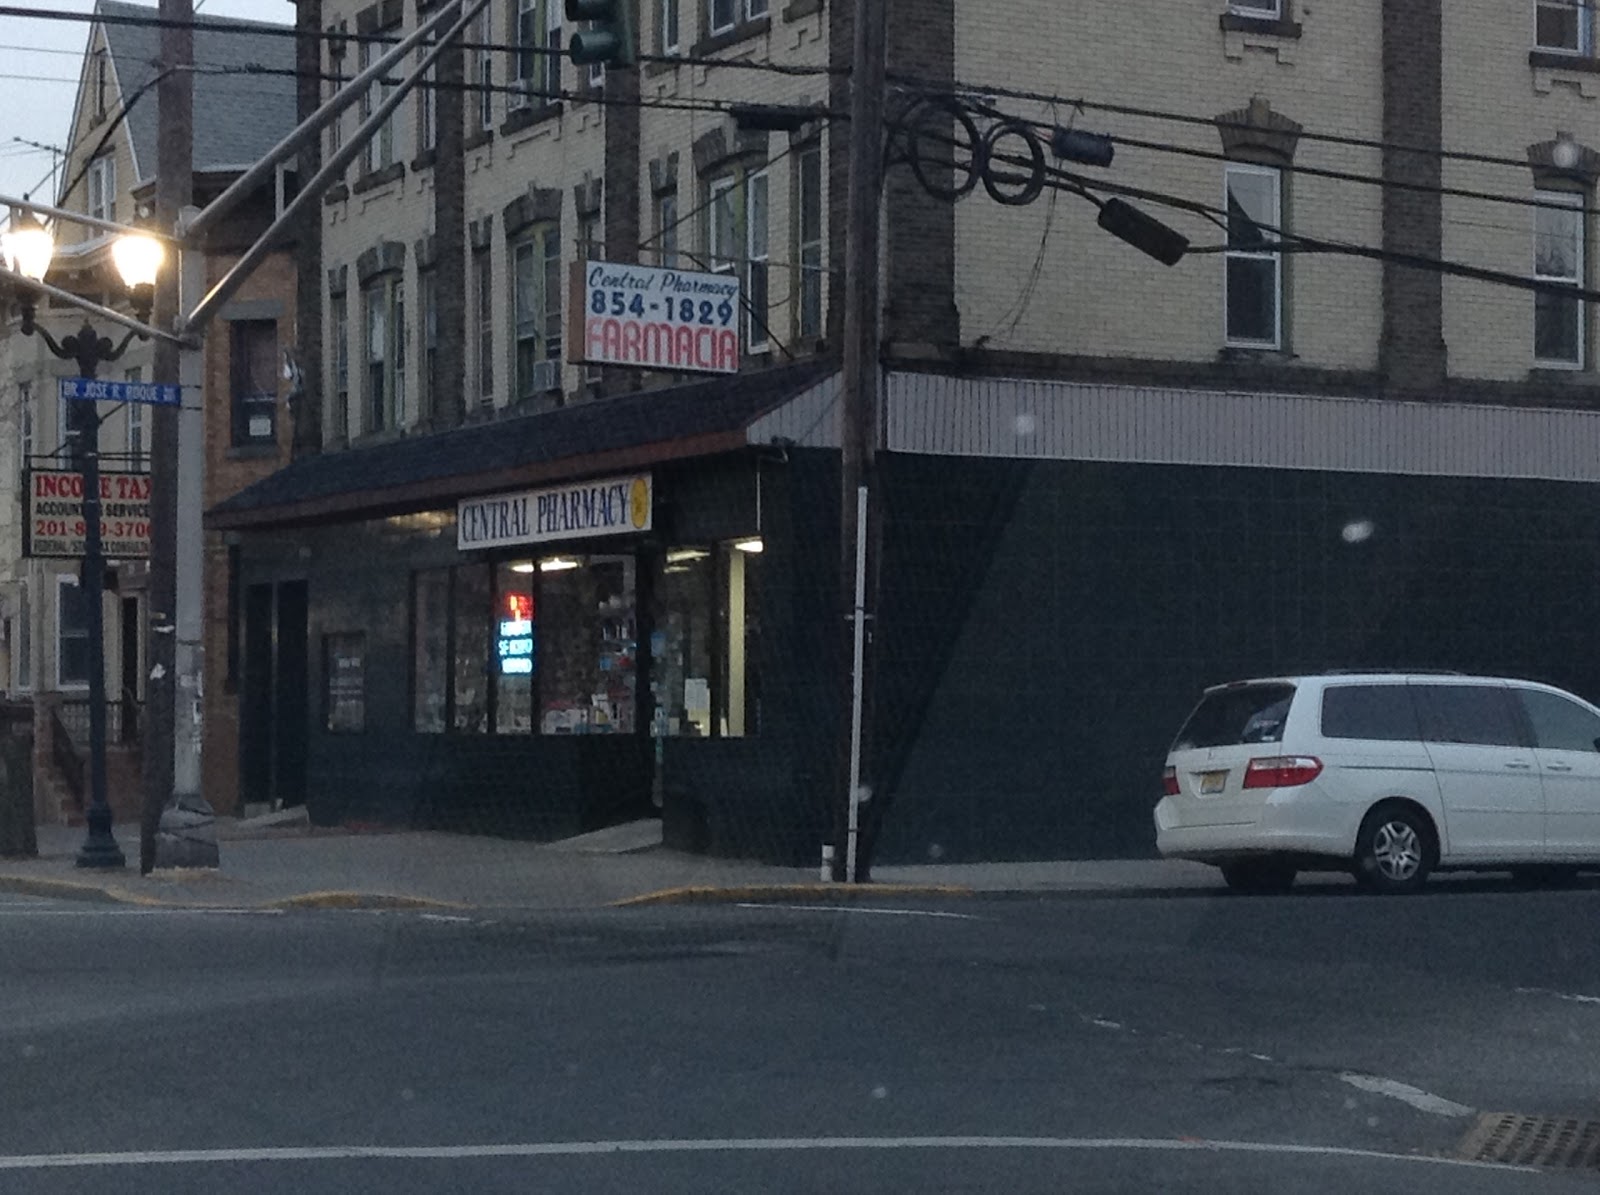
[{"xmin": 2, "ymin": 883, "xmax": 1599, "ymax": 1193}]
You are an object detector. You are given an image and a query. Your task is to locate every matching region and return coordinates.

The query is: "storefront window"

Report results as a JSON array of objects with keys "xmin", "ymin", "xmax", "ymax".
[
  {"xmin": 413, "ymin": 568, "xmax": 450, "ymax": 732},
  {"xmin": 720, "ymin": 540, "xmax": 761, "ymax": 736},
  {"xmin": 540, "ymin": 555, "xmax": 636, "ymax": 734},
  {"xmin": 652, "ymin": 548, "xmax": 714, "ymax": 736},
  {"xmin": 494, "ymin": 562, "xmax": 537, "ymax": 734},
  {"xmin": 452, "ymin": 564, "xmax": 491, "ymax": 733}
]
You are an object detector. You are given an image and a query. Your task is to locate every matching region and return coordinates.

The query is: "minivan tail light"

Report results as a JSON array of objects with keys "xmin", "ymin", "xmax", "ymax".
[
  {"xmin": 1162, "ymin": 766, "xmax": 1179, "ymax": 797},
  {"xmin": 1243, "ymin": 756, "xmax": 1323, "ymax": 789}
]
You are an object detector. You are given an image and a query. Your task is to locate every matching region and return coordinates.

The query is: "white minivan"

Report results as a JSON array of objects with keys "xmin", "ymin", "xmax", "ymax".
[{"xmin": 1155, "ymin": 673, "xmax": 1600, "ymax": 894}]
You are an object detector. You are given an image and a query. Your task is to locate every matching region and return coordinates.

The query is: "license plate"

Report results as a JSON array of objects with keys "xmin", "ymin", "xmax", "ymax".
[{"xmin": 1199, "ymin": 771, "xmax": 1228, "ymax": 795}]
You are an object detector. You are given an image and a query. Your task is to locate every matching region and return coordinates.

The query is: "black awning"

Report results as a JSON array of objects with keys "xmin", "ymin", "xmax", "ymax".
[{"xmin": 210, "ymin": 358, "xmax": 836, "ymax": 530}]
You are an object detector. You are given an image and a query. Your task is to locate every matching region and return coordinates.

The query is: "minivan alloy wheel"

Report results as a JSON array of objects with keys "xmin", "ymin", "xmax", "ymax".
[{"xmin": 1371, "ymin": 819, "xmax": 1421, "ymax": 882}]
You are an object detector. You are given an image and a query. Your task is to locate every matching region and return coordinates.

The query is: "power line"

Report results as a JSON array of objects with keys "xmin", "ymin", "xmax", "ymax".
[{"xmin": 0, "ymin": 4, "xmax": 841, "ymax": 77}]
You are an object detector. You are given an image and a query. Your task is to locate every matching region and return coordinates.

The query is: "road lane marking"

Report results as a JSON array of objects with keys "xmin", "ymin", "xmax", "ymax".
[
  {"xmin": 1339, "ymin": 1074, "xmax": 1474, "ymax": 1118},
  {"xmin": 1515, "ymin": 986, "xmax": 1600, "ymax": 1005},
  {"xmin": 734, "ymin": 903, "xmax": 983, "ymax": 921},
  {"xmin": 0, "ymin": 908, "xmax": 283, "ymax": 917},
  {"xmin": 0, "ymin": 1135, "xmax": 1535, "ymax": 1172}
]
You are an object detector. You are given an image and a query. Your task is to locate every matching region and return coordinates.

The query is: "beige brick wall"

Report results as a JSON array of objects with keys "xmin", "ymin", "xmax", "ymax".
[
  {"xmin": 952, "ymin": 0, "xmax": 1384, "ymax": 370},
  {"xmin": 1441, "ymin": 1, "xmax": 1595, "ymax": 381}
]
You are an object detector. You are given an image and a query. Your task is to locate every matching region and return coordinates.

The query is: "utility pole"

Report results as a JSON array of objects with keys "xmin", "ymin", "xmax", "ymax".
[
  {"xmin": 142, "ymin": 0, "xmax": 193, "ymax": 874},
  {"xmin": 831, "ymin": 0, "xmax": 887, "ymax": 882}
]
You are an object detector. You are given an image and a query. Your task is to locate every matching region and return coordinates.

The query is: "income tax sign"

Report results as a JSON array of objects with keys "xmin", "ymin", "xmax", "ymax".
[
  {"xmin": 572, "ymin": 260, "xmax": 740, "ymax": 375},
  {"xmin": 27, "ymin": 469, "xmax": 152, "ymax": 559}
]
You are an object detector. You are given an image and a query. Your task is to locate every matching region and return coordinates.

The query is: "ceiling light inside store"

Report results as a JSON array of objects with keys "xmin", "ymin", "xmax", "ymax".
[
  {"xmin": 539, "ymin": 557, "xmax": 580, "ymax": 572},
  {"xmin": 509, "ymin": 561, "xmax": 537, "ymax": 574},
  {"xmin": 666, "ymin": 548, "xmax": 710, "ymax": 563},
  {"xmin": 733, "ymin": 537, "xmax": 764, "ymax": 554}
]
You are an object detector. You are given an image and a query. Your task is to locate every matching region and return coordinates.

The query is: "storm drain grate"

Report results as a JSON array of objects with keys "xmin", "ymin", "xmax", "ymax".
[{"xmin": 1458, "ymin": 1113, "xmax": 1600, "ymax": 1170}]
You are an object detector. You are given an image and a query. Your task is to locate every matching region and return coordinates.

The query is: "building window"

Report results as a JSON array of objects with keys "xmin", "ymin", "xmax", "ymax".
[
  {"xmin": 87, "ymin": 156, "xmax": 115, "ymax": 223},
  {"xmin": 417, "ymin": 53, "xmax": 437, "ymax": 154},
  {"xmin": 1535, "ymin": 189, "xmax": 1585, "ymax": 367},
  {"xmin": 327, "ymin": 77, "xmax": 344, "ymax": 161},
  {"xmin": 474, "ymin": 10, "xmax": 495, "ymax": 130},
  {"xmin": 230, "ymin": 319, "xmax": 278, "ymax": 444},
  {"xmin": 410, "ymin": 565, "xmax": 493, "ymax": 734},
  {"xmin": 708, "ymin": 0, "xmax": 736, "ymax": 34},
  {"xmin": 56, "ymin": 575, "xmax": 89, "ymax": 690},
  {"xmin": 358, "ymin": 40, "xmax": 395, "ymax": 171},
  {"xmin": 1229, "ymin": 0, "xmax": 1281, "ymax": 17},
  {"xmin": 1537, "ymin": 0, "xmax": 1595, "ymax": 54},
  {"xmin": 124, "ymin": 368, "xmax": 144, "ymax": 470},
  {"xmin": 659, "ymin": 0, "xmax": 680, "ymax": 53},
  {"xmin": 651, "ymin": 542, "xmax": 760, "ymax": 737},
  {"xmin": 746, "ymin": 169, "xmax": 769, "ymax": 350},
  {"xmin": 511, "ymin": 0, "xmax": 562, "ymax": 105},
  {"xmin": 15, "ymin": 581, "xmax": 30, "ymax": 692},
  {"xmin": 796, "ymin": 144, "xmax": 823, "ymax": 339},
  {"xmin": 746, "ymin": 0, "xmax": 768, "ymax": 19},
  {"xmin": 1223, "ymin": 162, "xmax": 1282, "ymax": 349},
  {"xmin": 657, "ymin": 193, "xmax": 679, "ymax": 268},
  {"xmin": 332, "ymin": 291, "xmax": 350, "ymax": 438},
  {"xmin": 93, "ymin": 48, "xmax": 109, "ymax": 119},
  {"xmin": 513, "ymin": 225, "xmax": 562, "ymax": 400},
  {"xmin": 474, "ymin": 252, "xmax": 495, "ymax": 405},
  {"xmin": 363, "ymin": 276, "xmax": 405, "ymax": 431},
  {"xmin": 18, "ymin": 382, "xmax": 32, "ymax": 475},
  {"xmin": 421, "ymin": 270, "xmax": 439, "ymax": 415},
  {"xmin": 324, "ymin": 632, "xmax": 366, "ymax": 732},
  {"xmin": 412, "ymin": 568, "xmax": 450, "ymax": 732}
]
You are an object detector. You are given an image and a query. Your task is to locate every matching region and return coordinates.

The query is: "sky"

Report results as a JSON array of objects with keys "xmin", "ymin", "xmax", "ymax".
[{"xmin": 0, "ymin": 0, "xmax": 292, "ymax": 207}]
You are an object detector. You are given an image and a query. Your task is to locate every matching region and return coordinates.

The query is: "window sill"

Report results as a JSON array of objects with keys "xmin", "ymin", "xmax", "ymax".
[
  {"xmin": 500, "ymin": 101, "xmax": 563, "ymax": 138},
  {"xmin": 1529, "ymin": 365, "xmax": 1593, "ymax": 379},
  {"xmin": 1529, "ymin": 49, "xmax": 1600, "ymax": 74},
  {"xmin": 464, "ymin": 128, "xmax": 495, "ymax": 152},
  {"xmin": 1218, "ymin": 11, "xmax": 1302, "ymax": 38},
  {"xmin": 1218, "ymin": 344, "xmax": 1294, "ymax": 364},
  {"xmin": 324, "ymin": 183, "xmax": 350, "ymax": 206},
  {"xmin": 411, "ymin": 148, "xmax": 437, "ymax": 172},
  {"xmin": 782, "ymin": 0, "xmax": 822, "ymax": 20},
  {"xmin": 351, "ymin": 162, "xmax": 406, "ymax": 195},
  {"xmin": 691, "ymin": 15, "xmax": 773, "ymax": 57},
  {"xmin": 226, "ymin": 442, "xmax": 280, "ymax": 461}
]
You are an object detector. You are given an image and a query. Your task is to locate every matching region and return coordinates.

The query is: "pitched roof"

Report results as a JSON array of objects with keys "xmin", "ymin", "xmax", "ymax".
[
  {"xmin": 209, "ymin": 359, "xmax": 840, "ymax": 529},
  {"xmin": 97, "ymin": 0, "xmax": 297, "ymax": 182}
]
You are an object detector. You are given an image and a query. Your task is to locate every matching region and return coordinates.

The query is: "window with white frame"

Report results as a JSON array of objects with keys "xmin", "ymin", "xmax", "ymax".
[
  {"xmin": 1534, "ymin": 189, "xmax": 1585, "ymax": 366},
  {"xmin": 1223, "ymin": 163, "xmax": 1282, "ymax": 349},
  {"xmin": 746, "ymin": 170, "xmax": 769, "ymax": 350},
  {"xmin": 87, "ymin": 156, "xmax": 115, "ymax": 223},
  {"xmin": 659, "ymin": 0, "xmax": 680, "ymax": 53},
  {"xmin": 417, "ymin": 51, "xmax": 436, "ymax": 153},
  {"xmin": 327, "ymin": 75, "xmax": 344, "ymax": 160},
  {"xmin": 124, "ymin": 368, "xmax": 144, "ymax": 469},
  {"xmin": 363, "ymin": 274, "xmax": 405, "ymax": 431},
  {"xmin": 657, "ymin": 193, "xmax": 679, "ymax": 268},
  {"xmin": 56, "ymin": 575, "xmax": 89, "ymax": 689},
  {"xmin": 746, "ymin": 0, "xmax": 768, "ymax": 19},
  {"xmin": 358, "ymin": 40, "xmax": 396, "ymax": 171},
  {"xmin": 1228, "ymin": 0, "xmax": 1281, "ymax": 18},
  {"xmin": 474, "ymin": 252, "xmax": 494, "ymax": 404},
  {"xmin": 796, "ymin": 143, "xmax": 823, "ymax": 339},
  {"xmin": 421, "ymin": 269, "xmax": 438, "ymax": 412},
  {"xmin": 475, "ymin": 10, "xmax": 495, "ymax": 129},
  {"xmin": 512, "ymin": 226, "xmax": 563, "ymax": 400},
  {"xmin": 511, "ymin": 0, "xmax": 562, "ymax": 105},
  {"xmin": 708, "ymin": 0, "xmax": 736, "ymax": 35},
  {"xmin": 93, "ymin": 49, "xmax": 109, "ymax": 119},
  {"xmin": 1537, "ymin": 0, "xmax": 1595, "ymax": 54}
]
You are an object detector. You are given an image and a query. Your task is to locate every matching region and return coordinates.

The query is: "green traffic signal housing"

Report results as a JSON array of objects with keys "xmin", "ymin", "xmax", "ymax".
[{"xmin": 566, "ymin": 0, "xmax": 636, "ymax": 67}]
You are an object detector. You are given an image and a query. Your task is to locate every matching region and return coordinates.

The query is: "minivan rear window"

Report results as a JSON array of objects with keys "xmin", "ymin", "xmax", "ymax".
[
  {"xmin": 1173, "ymin": 684, "xmax": 1294, "ymax": 750},
  {"xmin": 1320, "ymin": 684, "xmax": 1420, "ymax": 741}
]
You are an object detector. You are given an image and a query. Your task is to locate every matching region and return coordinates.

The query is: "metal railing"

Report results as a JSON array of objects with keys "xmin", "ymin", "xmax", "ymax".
[
  {"xmin": 56, "ymin": 697, "xmax": 141, "ymax": 747},
  {"xmin": 48, "ymin": 703, "xmax": 84, "ymax": 807}
]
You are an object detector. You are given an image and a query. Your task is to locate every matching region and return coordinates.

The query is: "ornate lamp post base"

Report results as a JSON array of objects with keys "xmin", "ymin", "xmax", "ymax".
[{"xmin": 76, "ymin": 804, "xmax": 126, "ymax": 868}]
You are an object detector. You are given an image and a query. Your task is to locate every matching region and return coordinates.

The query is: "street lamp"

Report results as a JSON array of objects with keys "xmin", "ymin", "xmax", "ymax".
[{"xmin": 4, "ymin": 212, "xmax": 162, "ymax": 868}]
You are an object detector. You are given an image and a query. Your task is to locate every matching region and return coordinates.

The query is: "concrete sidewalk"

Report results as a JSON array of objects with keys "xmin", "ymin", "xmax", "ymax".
[{"xmin": 0, "ymin": 818, "xmax": 1236, "ymax": 910}]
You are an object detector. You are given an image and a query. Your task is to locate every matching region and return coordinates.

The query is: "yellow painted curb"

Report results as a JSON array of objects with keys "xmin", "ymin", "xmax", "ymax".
[
  {"xmin": 265, "ymin": 891, "xmax": 472, "ymax": 912},
  {"xmin": 610, "ymin": 882, "xmax": 976, "ymax": 908},
  {"xmin": 0, "ymin": 874, "xmax": 173, "ymax": 907}
]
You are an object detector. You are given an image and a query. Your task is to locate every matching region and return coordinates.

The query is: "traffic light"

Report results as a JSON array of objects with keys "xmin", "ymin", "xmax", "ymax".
[{"xmin": 566, "ymin": 0, "xmax": 636, "ymax": 67}]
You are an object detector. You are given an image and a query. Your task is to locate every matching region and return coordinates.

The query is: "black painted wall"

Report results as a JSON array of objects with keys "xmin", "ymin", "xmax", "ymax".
[{"xmin": 870, "ymin": 456, "xmax": 1600, "ymax": 864}]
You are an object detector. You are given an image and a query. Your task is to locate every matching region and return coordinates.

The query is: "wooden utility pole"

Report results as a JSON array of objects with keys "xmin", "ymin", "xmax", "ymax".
[
  {"xmin": 142, "ymin": 0, "xmax": 193, "ymax": 873},
  {"xmin": 832, "ymin": 0, "xmax": 887, "ymax": 882}
]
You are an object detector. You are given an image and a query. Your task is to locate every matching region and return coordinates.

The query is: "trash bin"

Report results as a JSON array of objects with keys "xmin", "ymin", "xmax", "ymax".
[{"xmin": 0, "ymin": 700, "xmax": 36, "ymax": 858}]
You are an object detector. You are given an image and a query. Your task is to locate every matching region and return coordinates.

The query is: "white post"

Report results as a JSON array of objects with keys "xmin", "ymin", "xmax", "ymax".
[
  {"xmin": 171, "ymin": 209, "xmax": 206, "ymax": 805},
  {"xmin": 845, "ymin": 483, "xmax": 869, "ymax": 884}
]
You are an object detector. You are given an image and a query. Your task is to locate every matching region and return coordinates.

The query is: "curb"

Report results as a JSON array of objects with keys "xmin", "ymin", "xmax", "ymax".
[
  {"xmin": 264, "ymin": 891, "xmax": 472, "ymax": 912},
  {"xmin": 610, "ymin": 882, "xmax": 976, "ymax": 908},
  {"xmin": 0, "ymin": 874, "xmax": 173, "ymax": 907}
]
